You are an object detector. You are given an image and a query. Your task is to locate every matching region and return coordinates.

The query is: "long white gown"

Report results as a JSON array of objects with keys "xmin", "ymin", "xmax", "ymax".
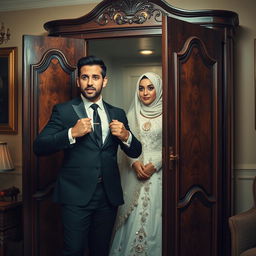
[{"xmin": 109, "ymin": 114, "xmax": 162, "ymax": 256}]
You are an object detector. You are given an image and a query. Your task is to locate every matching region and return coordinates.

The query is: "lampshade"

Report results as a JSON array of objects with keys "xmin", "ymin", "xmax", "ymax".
[{"xmin": 0, "ymin": 142, "xmax": 14, "ymax": 173}]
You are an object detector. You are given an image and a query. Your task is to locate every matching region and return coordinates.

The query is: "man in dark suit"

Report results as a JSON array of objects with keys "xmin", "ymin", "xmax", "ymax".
[{"xmin": 33, "ymin": 56, "xmax": 142, "ymax": 256}]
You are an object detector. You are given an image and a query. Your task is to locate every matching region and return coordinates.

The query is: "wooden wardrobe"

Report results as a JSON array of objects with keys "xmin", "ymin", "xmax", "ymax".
[{"xmin": 22, "ymin": 0, "xmax": 239, "ymax": 255}]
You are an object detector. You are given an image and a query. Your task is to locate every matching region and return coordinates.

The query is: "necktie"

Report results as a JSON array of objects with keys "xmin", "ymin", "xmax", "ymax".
[{"xmin": 90, "ymin": 103, "xmax": 102, "ymax": 147}]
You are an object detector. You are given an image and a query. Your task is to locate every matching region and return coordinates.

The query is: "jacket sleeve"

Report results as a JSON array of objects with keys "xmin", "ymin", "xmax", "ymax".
[
  {"xmin": 33, "ymin": 105, "xmax": 72, "ymax": 156},
  {"xmin": 118, "ymin": 109, "xmax": 142, "ymax": 158}
]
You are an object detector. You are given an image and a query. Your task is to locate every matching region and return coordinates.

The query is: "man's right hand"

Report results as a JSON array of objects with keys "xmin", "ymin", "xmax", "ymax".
[{"xmin": 71, "ymin": 118, "xmax": 92, "ymax": 138}]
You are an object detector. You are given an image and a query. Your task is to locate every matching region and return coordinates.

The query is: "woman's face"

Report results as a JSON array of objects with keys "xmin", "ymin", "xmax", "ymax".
[{"xmin": 138, "ymin": 78, "xmax": 156, "ymax": 106}]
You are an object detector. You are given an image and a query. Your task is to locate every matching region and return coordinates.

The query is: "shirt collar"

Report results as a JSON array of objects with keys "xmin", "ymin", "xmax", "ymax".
[{"xmin": 80, "ymin": 94, "xmax": 104, "ymax": 110}]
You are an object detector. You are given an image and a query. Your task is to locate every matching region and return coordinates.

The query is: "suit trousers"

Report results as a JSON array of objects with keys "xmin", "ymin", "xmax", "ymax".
[{"xmin": 61, "ymin": 182, "xmax": 118, "ymax": 256}]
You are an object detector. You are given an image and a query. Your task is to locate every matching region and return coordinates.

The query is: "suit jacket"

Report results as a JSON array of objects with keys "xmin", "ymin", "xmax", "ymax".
[{"xmin": 33, "ymin": 97, "xmax": 142, "ymax": 206}]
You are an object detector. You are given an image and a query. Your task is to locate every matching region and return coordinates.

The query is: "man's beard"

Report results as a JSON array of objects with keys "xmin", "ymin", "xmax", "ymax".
[{"xmin": 80, "ymin": 85, "xmax": 103, "ymax": 101}]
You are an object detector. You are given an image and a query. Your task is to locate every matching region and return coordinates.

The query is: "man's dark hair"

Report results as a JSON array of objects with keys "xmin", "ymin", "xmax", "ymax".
[{"xmin": 77, "ymin": 56, "xmax": 107, "ymax": 78}]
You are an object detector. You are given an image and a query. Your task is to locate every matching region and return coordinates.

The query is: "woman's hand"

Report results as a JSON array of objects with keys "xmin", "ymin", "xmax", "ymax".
[
  {"xmin": 132, "ymin": 161, "xmax": 155, "ymax": 180},
  {"xmin": 144, "ymin": 163, "xmax": 156, "ymax": 177}
]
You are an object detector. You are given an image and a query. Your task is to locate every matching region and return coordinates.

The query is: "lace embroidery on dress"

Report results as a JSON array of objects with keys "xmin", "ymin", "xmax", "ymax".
[
  {"xmin": 114, "ymin": 115, "xmax": 161, "ymax": 232},
  {"xmin": 129, "ymin": 180, "xmax": 151, "ymax": 256},
  {"xmin": 114, "ymin": 186, "xmax": 141, "ymax": 232}
]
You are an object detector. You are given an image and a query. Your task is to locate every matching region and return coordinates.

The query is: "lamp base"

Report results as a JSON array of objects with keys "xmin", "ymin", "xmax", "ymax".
[{"xmin": 0, "ymin": 168, "xmax": 15, "ymax": 173}]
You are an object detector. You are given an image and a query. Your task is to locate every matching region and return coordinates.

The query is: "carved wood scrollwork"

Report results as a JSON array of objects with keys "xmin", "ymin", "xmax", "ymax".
[{"xmin": 96, "ymin": 0, "xmax": 162, "ymax": 25}]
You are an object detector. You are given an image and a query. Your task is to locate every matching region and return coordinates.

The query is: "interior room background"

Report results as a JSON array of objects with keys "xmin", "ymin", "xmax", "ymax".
[{"xmin": 0, "ymin": 0, "xmax": 255, "ymax": 214}]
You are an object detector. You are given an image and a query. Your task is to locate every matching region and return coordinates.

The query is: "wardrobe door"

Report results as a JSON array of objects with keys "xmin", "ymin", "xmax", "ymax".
[
  {"xmin": 162, "ymin": 16, "xmax": 224, "ymax": 256},
  {"xmin": 23, "ymin": 35, "xmax": 86, "ymax": 256}
]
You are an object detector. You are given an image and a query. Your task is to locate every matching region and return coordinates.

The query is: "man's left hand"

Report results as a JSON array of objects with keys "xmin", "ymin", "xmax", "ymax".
[{"xmin": 109, "ymin": 119, "xmax": 129, "ymax": 142}]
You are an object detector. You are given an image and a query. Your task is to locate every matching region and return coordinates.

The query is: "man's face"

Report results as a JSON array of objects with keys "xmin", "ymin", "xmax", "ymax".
[{"xmin": 77, "ymin": 65, "xmax": 107, "ymax": 102}]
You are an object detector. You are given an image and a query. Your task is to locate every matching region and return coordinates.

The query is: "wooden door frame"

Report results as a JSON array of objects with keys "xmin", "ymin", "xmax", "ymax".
[{"xmin": 22, "ymin": 35, "xmax": 86, "ymax": 256}]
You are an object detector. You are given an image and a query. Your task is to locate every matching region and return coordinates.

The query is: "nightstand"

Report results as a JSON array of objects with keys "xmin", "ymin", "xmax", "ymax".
[{"xmin": 0, "ymin": 201, "xmax": 22, "ymax": 256}]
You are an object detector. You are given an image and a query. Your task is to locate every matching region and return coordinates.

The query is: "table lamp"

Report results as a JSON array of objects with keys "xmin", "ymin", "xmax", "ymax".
[
  {"xmin": 0, "ymin": 142, "xmax": 20, "ymax": 201},
  {"xmin": 0, "ymin": 142, "xmax": 14, "ymax": 173}
]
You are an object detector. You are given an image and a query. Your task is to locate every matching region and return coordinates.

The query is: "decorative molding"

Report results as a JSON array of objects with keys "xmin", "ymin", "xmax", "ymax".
[
  {"xmin": 31, "ymin": 49, "xmax": 76, "ymax": 119},
  {"xmin": 44, "ymin": 0, "xmax": 239, "ymax": 36},
  {"xmin": 31, "ymin": 49, "xmax": 76, "ymax": 73},
  {"xmin": 233, "ymin": 169, "xmax": 256, "ymax": 213},
  {"xmin": 234, "ymin": 168, "xmax": 256, "ymax": 180},
  {"xmin": 178, "ymin": 36, "xmax": 216, "ymax": 63},
  {"xmin": 234, "ymin": 164, "xmax": 256, "ymax": 170},
  {"xmin": 178, "ymin": 186, "xmax": 215, "ymax": 208},
  {"xmin": 96, "ymin": 0, "xmax": 162, "ymax": 25},
  {"xmin": 236, "ymin": 176, "xmax": 255, "ymax": 180}
]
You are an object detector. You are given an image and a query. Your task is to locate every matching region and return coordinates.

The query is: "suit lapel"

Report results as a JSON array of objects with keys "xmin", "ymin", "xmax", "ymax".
[
  {"xmin": 72, "ymin": 99, "xmax": 87, "ymax": 119},
  {"xmin": 102, "ymin": 101, "xmax": 117, "ymax": 148},
  {"xmin": 72, "ymin": 98, "xmax": 98, "ymax": 145}
]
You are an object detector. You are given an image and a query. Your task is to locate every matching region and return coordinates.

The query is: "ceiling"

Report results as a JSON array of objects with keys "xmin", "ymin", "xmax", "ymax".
[
  {"xmin": 89, "ymin": 37, "xmax": 162, "ymax": 59},
  {"xmin": 0, "ymin": 0, "xmax": 101, "ymax": 12}
]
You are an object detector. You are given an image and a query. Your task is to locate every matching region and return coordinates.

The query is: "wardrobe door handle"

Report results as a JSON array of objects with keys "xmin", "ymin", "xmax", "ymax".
[
  {"xmin": 169, "ymin": 147, "xmax": 178, "ymax": 169},
  {"xmin": 169, "ymin": 153, "xmax": 178, "ymax": 161}
]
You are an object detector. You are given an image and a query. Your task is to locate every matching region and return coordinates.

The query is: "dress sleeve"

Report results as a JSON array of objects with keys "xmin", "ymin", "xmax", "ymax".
[
  {"xmin": 129, "ymin": 157, "xmax": 139, "ymax": 167},
  {"xmin": 151, "ymin": 159, "xmax": 162, "ymax": 172}
]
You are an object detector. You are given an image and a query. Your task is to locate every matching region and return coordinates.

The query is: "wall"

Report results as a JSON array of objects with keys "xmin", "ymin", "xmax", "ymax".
[{"xmin": 0, "ymin": 0, "xmax": 255, "ymax": 213}]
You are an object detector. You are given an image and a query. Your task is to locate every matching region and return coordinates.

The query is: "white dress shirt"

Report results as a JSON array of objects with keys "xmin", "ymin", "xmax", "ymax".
[{"xmin": 68, "ymin": 95, "xmax": 131, "ymax": 146}]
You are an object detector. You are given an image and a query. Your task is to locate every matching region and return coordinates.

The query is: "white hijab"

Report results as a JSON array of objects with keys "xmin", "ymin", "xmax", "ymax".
[
  {"xmin": 128, "ymin": 71, "xmax": 162, "ymax": 125},
  {"xmin": 114, "ymin": 72, "xmax": 162, "ymax": 232}
]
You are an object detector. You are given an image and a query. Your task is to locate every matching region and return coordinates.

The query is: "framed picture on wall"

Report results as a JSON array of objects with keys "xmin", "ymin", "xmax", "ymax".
[
  {"xmin": 0, "ymin": 47, "xmax": 18, "ymax": 133},
  {"xmin": 255, "ymin": 39, "xmax": 256, "ymax": 129}
]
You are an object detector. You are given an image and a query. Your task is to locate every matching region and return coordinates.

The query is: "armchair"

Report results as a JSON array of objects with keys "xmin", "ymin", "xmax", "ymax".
[{"xmin": 229, "ymin": 176, "xmax": 256, "ymax": 256}]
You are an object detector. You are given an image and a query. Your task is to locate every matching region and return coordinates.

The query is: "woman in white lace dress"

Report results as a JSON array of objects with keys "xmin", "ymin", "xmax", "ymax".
[{"xmin": 109, "ymin": 72, "xmax": 162, "ymax": 256}]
